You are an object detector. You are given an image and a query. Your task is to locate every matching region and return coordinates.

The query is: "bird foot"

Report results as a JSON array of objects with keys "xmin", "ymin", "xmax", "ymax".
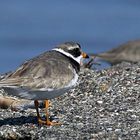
[{"xmin": 38, "ymin": 118, "xmax": 61, "ymax": 126}]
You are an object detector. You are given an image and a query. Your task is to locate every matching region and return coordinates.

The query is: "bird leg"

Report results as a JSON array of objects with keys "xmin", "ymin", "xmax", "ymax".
[
  {"xmin": 34, "ymin": 100, "xmax": 60, "ymax": 125},
  {"xmin": 44, "ymin": 100, "xmax": 61, "ymax": 126},
  {"xmin": 34, "ymin": 100, "xmax": 44, "ymax": 124}
]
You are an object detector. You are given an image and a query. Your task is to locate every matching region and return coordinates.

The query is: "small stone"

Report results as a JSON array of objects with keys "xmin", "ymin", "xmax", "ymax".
[{"xmin": 97, "ymin": 100, "xmax": 103, "ymax": 104}]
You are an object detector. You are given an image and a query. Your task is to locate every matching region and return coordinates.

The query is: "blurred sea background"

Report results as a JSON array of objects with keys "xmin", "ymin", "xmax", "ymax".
[{"xmin": 0, "ymin": 0, "xmax": 140, "ymax": 73}]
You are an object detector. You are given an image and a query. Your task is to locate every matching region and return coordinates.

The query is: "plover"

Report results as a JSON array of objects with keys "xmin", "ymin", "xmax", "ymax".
[
  {"xmin": 90, "ymin": 40, "xmax": 140, "ymax": 65},
  {"xmin": 0, "ymin": 42, "xmax": 89, "ymax": 125}
]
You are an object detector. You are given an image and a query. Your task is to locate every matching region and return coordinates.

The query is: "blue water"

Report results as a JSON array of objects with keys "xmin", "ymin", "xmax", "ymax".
[{"xmin": 0, "ymin": 0, "xmax": 140, "ymax": 73}]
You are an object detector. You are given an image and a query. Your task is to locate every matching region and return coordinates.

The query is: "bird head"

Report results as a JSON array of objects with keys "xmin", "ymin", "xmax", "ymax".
[{"xmin": 53, "ymin": 42, "xmax": 89, "ymax": 65}]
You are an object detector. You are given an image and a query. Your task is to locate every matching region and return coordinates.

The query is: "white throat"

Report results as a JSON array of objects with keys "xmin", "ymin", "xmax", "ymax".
[{"xmin": 52, "ymin": 48, "xmax": 82, "ymax": 64}]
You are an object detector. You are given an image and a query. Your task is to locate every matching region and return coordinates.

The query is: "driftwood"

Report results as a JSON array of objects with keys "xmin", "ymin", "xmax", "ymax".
[
  {"xmin": 89, "ymin": 40, "xmax": 140, "ymax": 65},
  {"xmin": 0, "ymin": 96, "xmax": 45, "ymax": 110},
  {"xmin": 82, "ymin": 57, "xmax": 100, "ymax": 69},
  {"xmin": 0, "ymin": 96, "xmax": 34, "ymax": 110}
]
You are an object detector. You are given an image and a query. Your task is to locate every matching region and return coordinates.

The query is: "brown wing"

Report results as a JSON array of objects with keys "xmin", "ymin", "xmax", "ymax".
[{"xmin": 0, "ymin": 51, "xmax": 75, "ymax": 90}]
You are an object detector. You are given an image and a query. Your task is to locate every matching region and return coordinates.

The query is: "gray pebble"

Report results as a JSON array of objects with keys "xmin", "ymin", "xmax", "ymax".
[{"xmin": 0, "ymin": 62, "xmax": 140, "ymax": 139}]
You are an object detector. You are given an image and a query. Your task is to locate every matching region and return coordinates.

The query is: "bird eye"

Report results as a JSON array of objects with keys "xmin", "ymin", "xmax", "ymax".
[
  {"xmin": 68, "ymin": 48, "xmax": 81, "ymax": 57},
  {"xmin": 74, "ymin": 48, "xmax": 80, "ymax": 52}
]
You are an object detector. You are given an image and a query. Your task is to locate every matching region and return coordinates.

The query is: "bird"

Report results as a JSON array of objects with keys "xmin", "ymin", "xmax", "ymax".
[
  {"xmin": 90, "ymin": 40, "xmax": 140, "ymax": 65},
  {"xmin": 0, "ymin": 42, "xmax": 89, "ymax": 125}
]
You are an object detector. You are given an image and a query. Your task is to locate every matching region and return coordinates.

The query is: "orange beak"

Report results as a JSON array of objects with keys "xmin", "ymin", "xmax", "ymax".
[{"xmin": 81, "ymin": 52, "xmax": 89, "ymax": 58}]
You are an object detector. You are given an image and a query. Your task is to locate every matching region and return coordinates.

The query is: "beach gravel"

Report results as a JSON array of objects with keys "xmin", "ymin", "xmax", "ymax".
[{"xmin": 0, "ymin": 62, "xmax": 140, "ymax": 140}]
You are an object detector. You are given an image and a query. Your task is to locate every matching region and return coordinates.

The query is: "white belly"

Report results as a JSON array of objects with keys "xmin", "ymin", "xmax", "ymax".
[{"xmin": 2, "ymin": 86, "xmax": 72, "ymax": 100}]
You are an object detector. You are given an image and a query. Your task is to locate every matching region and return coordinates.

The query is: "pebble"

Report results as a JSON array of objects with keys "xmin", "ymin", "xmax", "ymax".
[
  {"xmin": 97, "ymin": 100, "xmax": 103, "ymax": 104},
  {"xmin": 0, "ymin": 62, "xmax": 140, "ymax": 139}
]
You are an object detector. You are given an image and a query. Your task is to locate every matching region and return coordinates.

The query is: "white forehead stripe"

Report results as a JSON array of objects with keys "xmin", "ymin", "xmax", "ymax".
[
  {"xmin": 67, "ymin": 44, "xmax": 80, "ymax": 50},
  {"xmin": 52, "ymin": 48, "xmax": 82, "ymax": 64}
]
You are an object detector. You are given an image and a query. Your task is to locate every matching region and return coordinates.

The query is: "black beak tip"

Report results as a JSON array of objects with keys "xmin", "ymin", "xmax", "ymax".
[{"xmin": 86, "ymin": 55, "xmax": 89, "ymax": 58}]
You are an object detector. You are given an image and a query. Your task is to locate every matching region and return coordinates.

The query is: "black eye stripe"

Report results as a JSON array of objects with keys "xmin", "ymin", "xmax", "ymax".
[{"xmin": 68, "ymin": 48, "xmax": 81, "ymax": 57}]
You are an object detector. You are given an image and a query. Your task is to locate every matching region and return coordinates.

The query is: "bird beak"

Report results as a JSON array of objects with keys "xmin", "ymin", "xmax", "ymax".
[{"xmin": 81, "ymin": 52, "xmax": 89, "ymax": 58}]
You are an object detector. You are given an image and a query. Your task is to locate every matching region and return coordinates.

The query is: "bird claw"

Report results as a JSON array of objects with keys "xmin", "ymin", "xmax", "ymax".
[{"xmin": 38, "ymin": 118, "xmax": 61, "ymax": 126}]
